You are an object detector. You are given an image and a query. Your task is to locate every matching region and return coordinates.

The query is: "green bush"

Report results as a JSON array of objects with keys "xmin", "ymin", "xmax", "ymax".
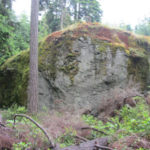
[
  {"xmin": 13, "ymin": 142, "xmax": 32, "ymax": 150},
  {"xmin": 57, "ymin": 127, "xmax": 77, "ymax": 148},
  {"xmin": 2, "ymin": 104, "xmax": 27, "ymax": 120},
  {"xmin": 82, "ymin": 96, "xmax": 150, "ymax": 140},
  {"xmin": 0, "ymin": 13, "xmax": 30, "ymax": 66}
]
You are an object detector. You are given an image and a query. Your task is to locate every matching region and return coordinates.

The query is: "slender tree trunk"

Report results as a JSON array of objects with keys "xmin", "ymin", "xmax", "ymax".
[
  {"xmin": 28, "ymin": 0, "xmax": 39, "ymax": 114},
  {"xmin": 74, "ymin": 2, "xmax": 77, "ymax": 21},
  {"xmin": 78, "ymin": 3, "xmax": 80, "ymax": 20},
  {"xmin": 60, "ymin": 0, "xmax": 66, "ymax": 30}
]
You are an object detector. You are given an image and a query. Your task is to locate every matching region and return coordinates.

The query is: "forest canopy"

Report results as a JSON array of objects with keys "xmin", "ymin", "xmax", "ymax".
[{"xmin": 0, "ymin": 0, "xmax": 103, "ymax": 65}]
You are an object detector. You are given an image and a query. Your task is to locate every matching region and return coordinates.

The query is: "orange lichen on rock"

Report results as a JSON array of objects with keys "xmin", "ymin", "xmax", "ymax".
[
  {"xmin": 46, "ymin": 23, "xmax": 132, "ymax": 46},
  {"xmin": 46, "ymin": 30, "xmax": 63, "ymax": 42},
  {"xmin": 44, "ymin": 22, "xmax": 150, "ymax": 57}
]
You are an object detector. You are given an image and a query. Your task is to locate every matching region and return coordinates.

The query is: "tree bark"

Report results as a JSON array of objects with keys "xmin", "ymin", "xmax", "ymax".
[
  {"xmin": 60, "ymin": 0, "xmax": 66, "ymax": 30},
  {"xmin": 28, "ymin": 0, "xmax": 39, "ymax": 114}
]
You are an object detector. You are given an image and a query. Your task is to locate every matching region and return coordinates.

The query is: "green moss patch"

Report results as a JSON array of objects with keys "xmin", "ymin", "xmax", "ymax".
[
  {"xmin": 39, "ymin": 34, "xmax": 77, "ymax": 81},
  {"xmin": 127, "ymin": 57, "xmax": 149, "ymax": 89},
  {"xmin": 0, "ymin": 50, "xmax": 29, "ymax": 107}
]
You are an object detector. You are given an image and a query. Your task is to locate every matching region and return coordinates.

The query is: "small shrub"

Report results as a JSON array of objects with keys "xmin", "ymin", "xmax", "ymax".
[
  {"xmin": 13, "ymin": 142, "xmax": 31, "ymax": 150},
  {"xmin": 57, "ymin": 127, "xmax": 77, "ymax": 148},
  {"xmin": 2, "ymin": 104, "xmax": 27, "ymax": 120},
  {"xmin": 91, "ymin": 79, "xmax": 142, "ymax": 118},
  {"xmin": 83, "ymin": 96, "xmax": 150, "ymax": 140}
]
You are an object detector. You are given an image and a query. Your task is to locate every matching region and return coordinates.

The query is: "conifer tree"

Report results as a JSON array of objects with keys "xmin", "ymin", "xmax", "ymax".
[{"xmin": 28, "ymin": 0, "xmax": 39, "ymax": 113}]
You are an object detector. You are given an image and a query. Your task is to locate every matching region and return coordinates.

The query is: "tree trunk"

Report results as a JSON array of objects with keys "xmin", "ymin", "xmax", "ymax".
[
  {"xmin": 74, "ymin": 2, "xmax": 77, "ymax": 21},
  {"xmin": 77, "ymin": 3, "xmax": 80, "ymax": 20},
  {"xmin": 28, "ymin": 0, "xmax": 39, "ymax": 114},
  {"xmin": 60, "ymin": 0, "xmax": 66, "ymax": 30}
]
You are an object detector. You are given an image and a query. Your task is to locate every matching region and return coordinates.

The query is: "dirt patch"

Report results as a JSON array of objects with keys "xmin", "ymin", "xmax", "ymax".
[{"xmin": 110, "ymin": 135, "xmax": 150, "ymax": 150}]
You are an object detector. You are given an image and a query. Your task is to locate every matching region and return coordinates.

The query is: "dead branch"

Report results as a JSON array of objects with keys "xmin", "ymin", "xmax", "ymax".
[
  {"xmin": 13, "ymin": 114, "xmax": 55, "ymax": 148},
  {"xmin": 95, "ymin": 144, "xmax": 114, "ymax": 150},
  {"xmin": 73, "ymin": 135, "xmax": 88, "ymax": 142},
  {"xmin": 0, "ymin": 114, "xmax": 2, "ymax": 123},
  {"xmin": 0, "ymin": 122, "xmax": 5, "ymax": 127},
  {"xmin": 81, "ymin": 127, "xmax": 108, "ymax": 135}
]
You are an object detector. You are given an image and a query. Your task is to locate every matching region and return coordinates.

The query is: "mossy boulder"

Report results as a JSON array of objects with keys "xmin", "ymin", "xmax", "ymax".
[
  {"xmin": 0, "ymin": 23, "xmax": 150, "ymax": 109},
  {"xmin": 0, "ymin": 51, "xmax": 29, "ymax": 107}
]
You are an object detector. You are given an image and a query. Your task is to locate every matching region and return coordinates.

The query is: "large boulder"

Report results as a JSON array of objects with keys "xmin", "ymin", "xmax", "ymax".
[{"xmin": 0, "ymin": 23, "xmax": 150, "ymax": 109}]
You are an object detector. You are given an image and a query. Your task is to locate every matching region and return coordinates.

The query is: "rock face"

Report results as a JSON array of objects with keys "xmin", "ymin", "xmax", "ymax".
[
  {"xmin": 0, "ymin": 23, "xmax": 150, "ymax": 110},
  {"xmin": 51, "ymin": 38, "xmax": 128, "ymax": 110}
]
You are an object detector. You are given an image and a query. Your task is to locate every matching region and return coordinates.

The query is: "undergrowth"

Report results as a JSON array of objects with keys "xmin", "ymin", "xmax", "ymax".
[
  {"xmin": 1, "ymin": 96, "xmax": 150, "ymax": 149},
  {"xmin": 2, "ymin": 104, "xmax": 27, "ymax": 120},
  {"xmin": 1, "ymin": 105, "xmax": 50, "ymax": 149},
  {"xmin": 56, "ymin": 127, "xmax": 77, "ymax": 148},
  {"xmin": 83, "ymin": 96, "xmax": 150, "ymax": 141}
]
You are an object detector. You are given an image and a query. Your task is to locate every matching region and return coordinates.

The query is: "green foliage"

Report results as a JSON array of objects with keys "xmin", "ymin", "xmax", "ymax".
[
  {"xmin": 39, "ymin": 15, "xmax": 49, "ymax": 41},
  {"xmin": 57, "ymin": 127, "xmax": 77, "ymax": 148},
  {"xmin": 0, "ymin": 14, "xmax": 13, "ymax": 65},
  {"xmin": 2, "ymin": 97, "xmax": 150, "ymax": 149},
  {"xmin": 13, "ymin": 142, "xmax": 32, "ymax": 150},
  {"xmin": 17, "ymin": 118, "xmax": 49, "ymax": 148},
  {"xmin": 0, "ymin": 12, "xmax": 30, "ymax": 66},
  {"xmin": 119, "ymin": 23, "xmax": 132, "ymax": 31},
  {"xmin": 13, "ymin": 13, "xmax": 30, "ymax": 52},
  {"xmin": 45, "ymin": 0, "xmax": 63, "ymax": 32},
  {"xmin": 39, "ymin": 33, "xmax": 75, "ymax": 80},
  {"xmin": 2, "ymin": 104, "xmax": 27, "ymax": 120},
  {"xmin": 2, "ymin": 106, "xmax": 49, "ymax": 149},
  {"xmin": 83, "ymin": 97, "xmax": 150, "ymax": 140},
  {"xmin": 0, "ymin": 50, "xmax": 29, "ymax": 107},
  {"xmin": 40, "ymin": 0, "xmax": 102, "ymax": 32},
  {"xmin": 77, "ymin": 0, "xmax": 102, "ymax": 22},
  {"xmin": 119, "ymin": 100, "xmax": 150, "ymax": 136},
  {"xmin": 127, "ymin": 57, "xmax": 149, "ymax": 89},
  {"xmin": 0, "ymin": 0, "xmax": 14, "ymax": 16},
  {"xmin": 0, "ymin": 1, "xmax": 30, "ymax": 65},
  {"xmin": 135, "ymin": 17, "xmax": 150, "ymax": 36}
]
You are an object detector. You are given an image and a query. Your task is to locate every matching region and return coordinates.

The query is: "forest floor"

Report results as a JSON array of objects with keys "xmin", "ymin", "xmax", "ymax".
[{"xmin": 1, "ymin": 95, "xmax": 150, "ymax": 150}]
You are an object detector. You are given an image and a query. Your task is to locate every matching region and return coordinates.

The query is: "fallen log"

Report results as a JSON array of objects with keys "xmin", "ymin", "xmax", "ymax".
[{"xmin": 53, "ymin": 137, "xmax": 110, "ymax": 150}]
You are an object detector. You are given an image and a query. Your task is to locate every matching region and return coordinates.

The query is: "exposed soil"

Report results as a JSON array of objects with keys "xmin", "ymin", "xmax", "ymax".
[{"xmin": 110, "ymin": 135, "xmax": 150, "ymax": 150}]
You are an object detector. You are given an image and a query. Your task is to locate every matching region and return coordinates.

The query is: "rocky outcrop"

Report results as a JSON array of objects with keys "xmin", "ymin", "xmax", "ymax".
[{"xmin": 0, "ymin": 23, "xmax": 150, "ymax": 110}]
